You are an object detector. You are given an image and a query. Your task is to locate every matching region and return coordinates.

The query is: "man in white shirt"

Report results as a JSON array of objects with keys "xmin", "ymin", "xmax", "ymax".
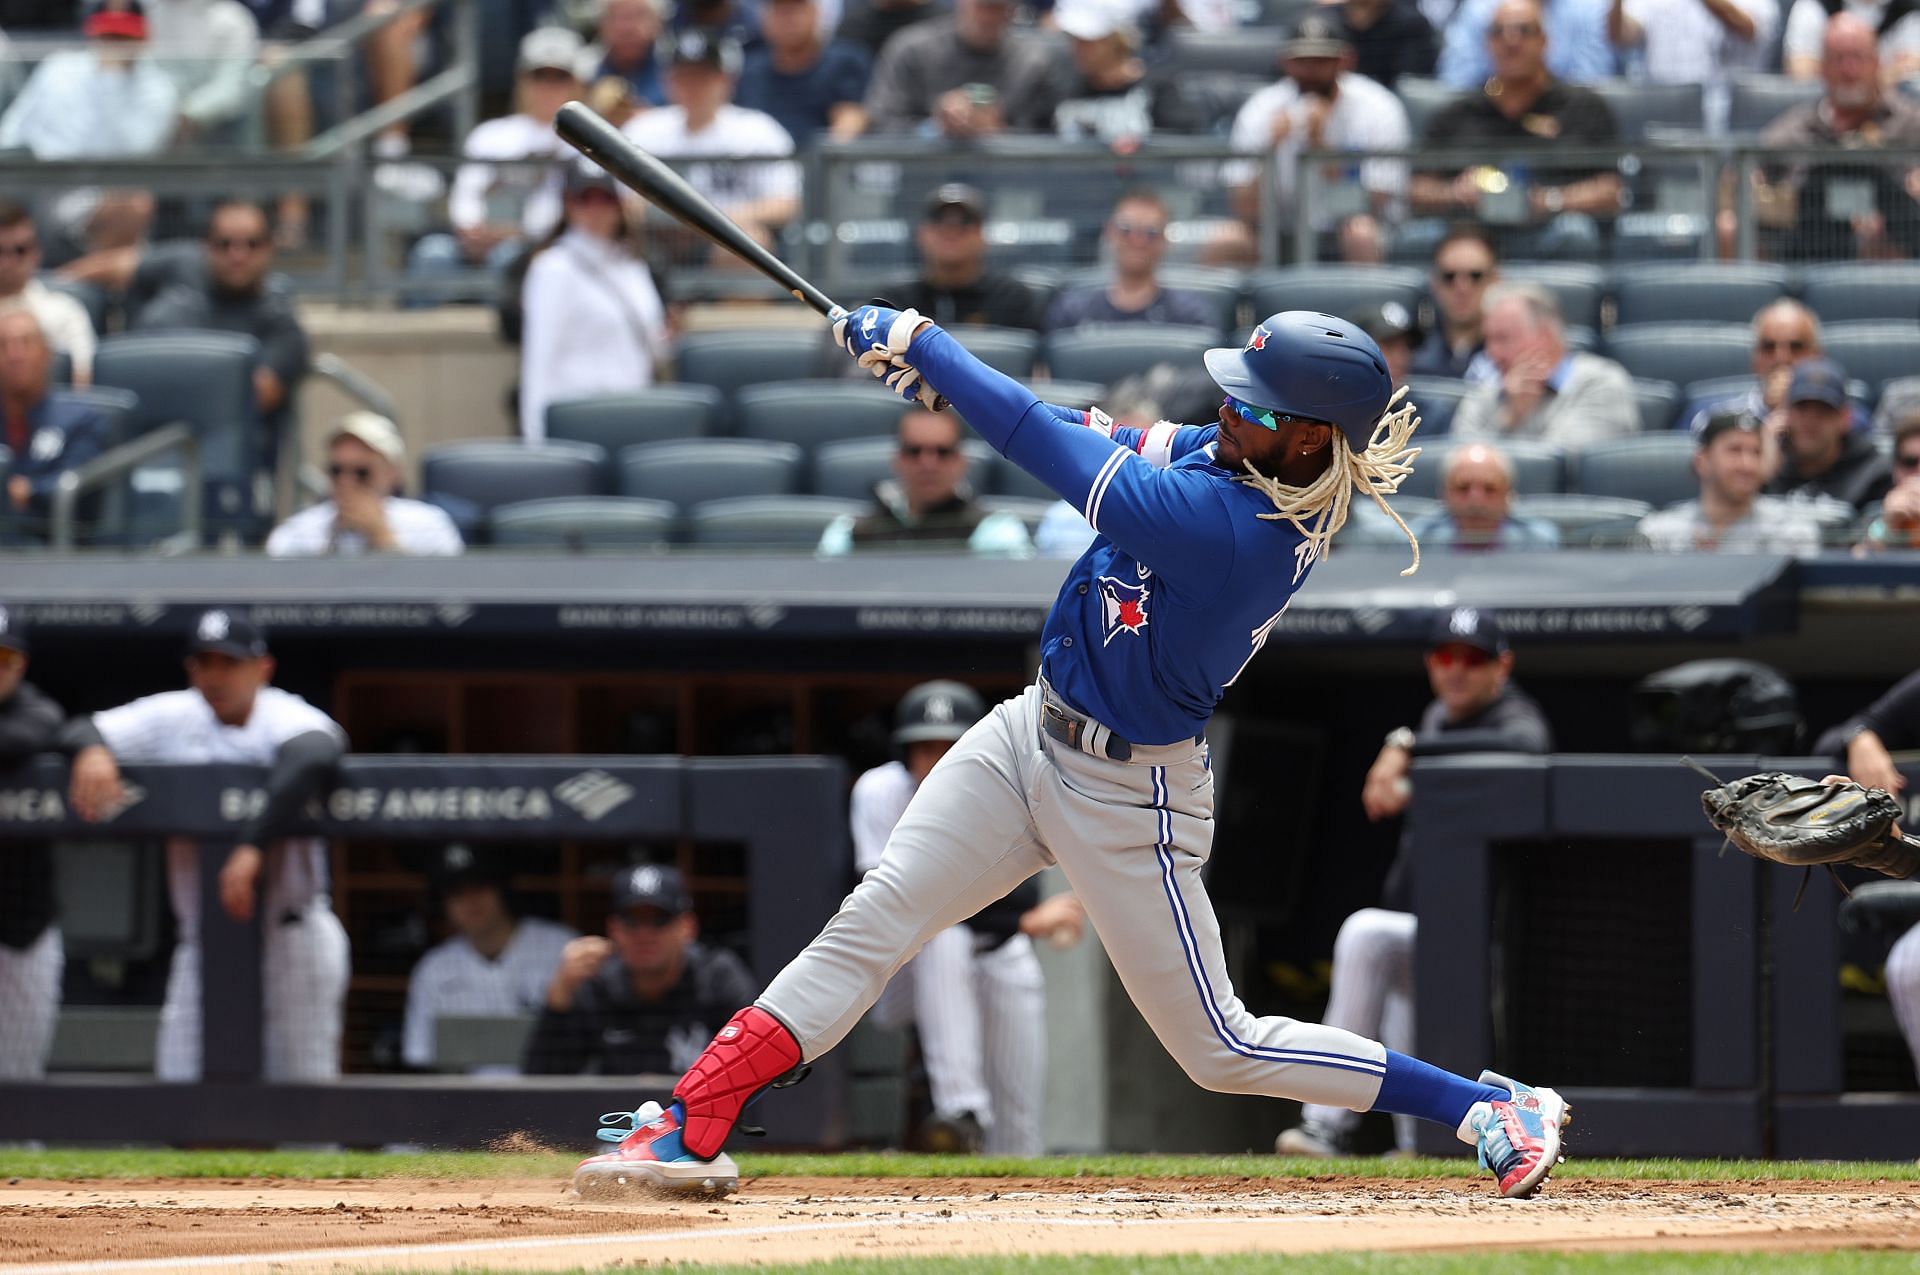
[
  {"xmin": 622, "ymin": 31, "xmax": 801, "ymax": 250},
  {"xmin": 0, "ymin": 204, "xmax": 96, "ymax": 385},
  {"xmin": 1638, "ymin": 409, "xmax": 1823, "ymax": 553},
  {"xmin": 402, "ymin": 843, "xmax": 576, "ymax": 1073},
  {"xmin": 0, "ymin": 0, "xmax": 178, "ymax": 159},
  {"xmin": 147, "ymin": 0, "xmax": 261, "ymax": 141},
  {"xmin": 65, "ymin": 608, "xmax": 351, "ymax": 1082},
  {"xmin": 1783, "ymin": 0, "xmax": 1920, "ymax": 80},
  {"xmin": 266, "ymin": 412, "xmax": 463, "ymax": 557},
  {"xmin": 1227, "ymin": 15, "xmax": 1411, "ymax": 241},
  {"xmin": 1607, "ymin": 0, "xmax": 1774, "ymax": 87}
]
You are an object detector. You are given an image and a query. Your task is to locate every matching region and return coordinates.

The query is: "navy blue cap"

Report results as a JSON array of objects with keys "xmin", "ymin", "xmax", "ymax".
[
  {"xmin": 1205, "ymin": 311, "xmax": 1395, "ymax": 446},
  {"xmin": 1428, "ymin": 605, "xmax": 1508, "ymax": 656},
  {"xmin": 1788, "ymin": 357, "xmax": 1849, "ymax": 409},
  {"xmin": 186, "ymin": 608, "xmax": 267, "ymax": 659},
  {"xmin": 609, "ymin": 863, "xmax": 692, "ymax": 915}
]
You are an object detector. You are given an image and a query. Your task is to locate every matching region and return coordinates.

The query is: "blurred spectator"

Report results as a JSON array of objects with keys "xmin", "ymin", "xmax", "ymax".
[
  {"xmin": 407, "ymin": 28, "xmax": 585, "ymax": 289},
  {"xmin": 1279, "ymin": 608, "xmax": 1550, "ymax": 1158},
  {"xmin": 735, "ymin": 0, "xmax": 872, "ymax": 145},
  {"xmin": 137, "ymin": 200, "xmax": 309, "ymax": 429},
  {"xmin": 148, "ymin": 0, "xmax": 260, "ymax": 143},
  {"xmin": 1227, "ymin": 15, "xmax": 1411, "ymax": 243},
  {"xmin": 1051, "ymin": 0, "xmax": 1201, "ymax": 146},
  {"xmin": 890, "ymin": 184, "xmax": 1044, "ymax": 329},
  {"xmin": 1, "ymin": 310, "xmax": 110, "ymax": 542},
  {"xmin": 0, "ymin": 0, "xmax": 177, "ymax": 157},
  {"xmin": 1449, "ymin": 281, "xmax": 1636, "ymax": 445},
  {"xmin": 0, "ymin": 202, "xmax": 97, "ymax": 386},
  {"xmin": 1046, "ymin": 191, "xmax": 1216, "ymax": 331},
  {"xmin": 1607, "ymin": 0, "xmax": 1773, "ymax": 90},
  {"xmin": 401, "ymin": 844, "xmax": 576, "ymax": 1073},
  {"xmin": 257, "ymin": 0, "xmax": 328, "ymax": 247},
  {"xmin": 863, "ymin": 0, "xmax": 1068, "ymax": 136},
  {"xmin": 671, "ymin": 0, "xmax": 761, "ymax": 44},
  {"xmin": 518, "ymin": 168, "xmax": 672, "ymax": 444},
  {"xmin": 1411, "ymin": 223, "xmax": 1500, "ymax": 382},
  {"xmin": 623, "ymin": 32, "xmax": 801, "ymax": 250},
  {"xmin": 1759, "ymin": 15, "xmax": 1920, "ymax": 262},
  {"xmin": 265, "ymin": 413, "xmax": 464, "ymax": 557},
  {"xmin": 1437, "ymin": 0, "xmax": 1613, "ymax": 86},
  {"xmin": 837, "ymin": 0, "xmax": 935, "ymax": 58},
  {"xmin": 1639, "ymin": 410, "xmax": 1821, "ymax": 553},
  {"xmin": 1337, "ymin": 0, "xmax": 1439, "ymax": 88},
  {"xmin": 0, "ymin": 608, "xmax": 66, "ymax": 1081},
  {"xmin": 1350, "ymin": 300, "xmax": 1420, "ymax": 386},
  {"xmin": 1412, "ymin": 0, "xmax": 1622, "ymax": 260},
  {"xmin": 524, "ymin": 864, "xmax": 756, "ymax": 1075},
  {"xmin": 1765, "ymin": 356, "xmax": 1893, "ymax": 510},
  {"xmin": 1855, "ymin": 413, "xmax": 1920, "ymax": 552},
  {"xmin": 584, "ymin": 0, "xmax": 668, "ymax": 112},
  {"xmin": 819, "ymin": 407, "xmax": 1034, "ymax": 556},
  {"xmin": 1407, "ymin": 441, "xmax": 1560, "ymax": 549},
  {"xmin": 1682, "ymin": 300, "xmax": 1855, "ymax": 434},
  {"xmin": 1783, "ymin": 0, "xmax": 1920, "ymax": 81},
  {"xmin": 1337, "ymin": 211, "xmax": 1388, "ymax": 263},
  {"xmin": 66, "ymin": 609, "xmax": 349, "ymax": 1082}
]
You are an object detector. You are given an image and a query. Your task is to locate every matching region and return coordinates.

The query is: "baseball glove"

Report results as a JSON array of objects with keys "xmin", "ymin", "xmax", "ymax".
[{"xmin": 1700, "ymin": 772, "xmax": 1920, "ymax": 896}]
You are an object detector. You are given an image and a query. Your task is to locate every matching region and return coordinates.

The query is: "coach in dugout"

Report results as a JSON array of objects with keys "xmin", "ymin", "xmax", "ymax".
[
  {"xmin": 64, "ymin": 608, "xmax": 350, "ymax": 1082},
  {"xmin": 0, "ymin": 606, "xmax": 69, "ymax": 1080},
  {"xmin": 524, "ymin": 864, "xmax": 755, "ymax": 1076}
]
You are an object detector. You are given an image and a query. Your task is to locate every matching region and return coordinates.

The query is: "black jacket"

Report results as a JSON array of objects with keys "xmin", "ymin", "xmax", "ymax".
[
  {"xmin": 523, "ymin": 941, "xmax": 758, "ymax": 1075},
  {"xmin": 0, "ymin": 680, "xmax": 66, "ymax": 949}
]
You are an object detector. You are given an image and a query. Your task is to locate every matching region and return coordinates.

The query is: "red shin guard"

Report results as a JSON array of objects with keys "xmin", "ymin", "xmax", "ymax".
[{"xmin": 672, "ymin": 1006, "xmax": 803, "ymax": 1159}]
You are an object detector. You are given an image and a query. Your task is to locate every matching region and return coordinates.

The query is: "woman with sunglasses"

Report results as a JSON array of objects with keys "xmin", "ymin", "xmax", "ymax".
[{"xmin": 572, "ymin": 306, "xmax": 1573, "ymax": 1204}]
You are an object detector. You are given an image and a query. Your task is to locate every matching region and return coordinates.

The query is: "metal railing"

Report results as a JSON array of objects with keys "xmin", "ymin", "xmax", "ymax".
[{"xmin": 49, "ymin": 420, "xmax": 202, "ymax": 551}]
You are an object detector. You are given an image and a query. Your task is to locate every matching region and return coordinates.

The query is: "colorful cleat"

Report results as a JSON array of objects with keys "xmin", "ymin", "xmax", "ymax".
[
  {"xmin": 569, "ymin": 1100, "xmax": 739, "ymax": 1199},
  {"xmin": 1457, "ymin": 1070, "xmax": 1571, "ymax": 1199}
]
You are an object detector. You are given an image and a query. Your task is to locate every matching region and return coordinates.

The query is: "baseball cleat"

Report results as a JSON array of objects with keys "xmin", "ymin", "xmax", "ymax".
[
  {"xmin": 569, "ymin": 1100, "xmax": 738, "ymax": 1199},
  {"xmin": 920, "ymin": 1110, "xmax": 984, "ymax": 1154},
  {"xmin": 1274, "ymin": 1121, "xmax": 1348, "ymax": 1158},
  {"xmin": 1457, "ymin": 1070, "xmax": 1570, "ymax": 1199}
]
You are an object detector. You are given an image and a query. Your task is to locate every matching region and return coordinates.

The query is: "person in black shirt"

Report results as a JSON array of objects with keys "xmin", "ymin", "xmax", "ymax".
[
  {"xmin": 1276, "ymin": 608, "xmax": 1553, "ymax": 1158},
  {"xmin": 1766, "ymin": 357, "xmax": 1894, "ymax": 513},
  {"xmin": 525, "ymin": 864, "xmax": 757, "ymax": 1076},
  {"xmin": 1337, "ymin": 0, "xmax": 1439, "ymax": 88},
  {"xmin": 889, "ymin": 184, "xmax": 1043, "ymax": 331},
  {"xmin": 1045, "ymin": 190, "xmax": 1218, "ymax": 332},
  {"xmin": 0, "ymin": 606, "xmax": 69, "ymax": 1079}
]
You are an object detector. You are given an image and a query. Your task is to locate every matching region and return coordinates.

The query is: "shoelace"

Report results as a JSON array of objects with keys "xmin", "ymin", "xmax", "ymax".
[
  {"xmin": 594, "ymin": 1106, "xmax": 658, "ymax": 1145},
  {"xmin": 1476, "ymin": 1106, "xmax": 1528, "ymax": 1178}
]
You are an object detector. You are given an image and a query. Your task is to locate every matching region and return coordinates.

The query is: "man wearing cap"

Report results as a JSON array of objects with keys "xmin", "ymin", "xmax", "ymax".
[
  {"xmin": 1680, "ymin": 300, "xmax": 1869, "ymax": 438},
  {"xmin": 0, "ymin": 0, "xmax": 178, "ymax": 158},
  {"xmin": 1766, "ymin": 357, "xmax": 1894, "ymax": 512},
  {"xmin": 64, "ymin": 609, "xmax": 350, "ymax": 1082},
  {"xmin": 526, "ymin": 864, "xmax": 757, "ymax": 1075},
  {"xmin": 1227, "ymin": 15, "xmax": 1411, "ymax": 240},
  {"xmin": 890, "ymin": 185, "xmax": 1043, "ymax": 330},
  {"xmin": 1051, "ymin": 0, "xmax": 1201, "ymax": 146},
  {"xmin": 265, "ymin": 412, "xmax": 463, "ymax": 557},
  {"xmin": 1278, "ymin": 608, "xmax": 1552, "ymax": 1158},
  {"xmin": 863, "ymin": 0, "xmax": 1068, "ymax": 136},
  {"xmin": 1046, "ymin": 191, "xmax": 1217, "ymax": 333},
  {"xmin": 735, "ymin": 0, "xmax": 872, "ymax": 146},
  {"xmin": 1640, "ymin": 409, "xmax": 1822, "ymax": 553},
  {"xmin": 0, "ymin": 607, "xmax": 71, "ymax": 1080},
  {"xmin": 1, "ymin": 310, "xmax": 112, "ymax": 546},
  {"xmin": 402, "ymin": 845, "xmax": 576, "ymax": 1073},
  {"xmin": 622, "ymin": 32, "xmax": 801, "ymax": 249}
]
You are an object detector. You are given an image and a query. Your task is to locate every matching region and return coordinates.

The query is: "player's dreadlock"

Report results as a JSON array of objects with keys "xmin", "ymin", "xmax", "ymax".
[{"xmin": 1231, "ymin": 386, "xmax": 1423, "ymax": 584}]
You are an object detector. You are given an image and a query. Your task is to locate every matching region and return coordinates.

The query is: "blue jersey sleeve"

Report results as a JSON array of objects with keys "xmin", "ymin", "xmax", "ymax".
[{"xmin": 1032, "ymin": 401, "xmax": 1219, "ymax": 470}]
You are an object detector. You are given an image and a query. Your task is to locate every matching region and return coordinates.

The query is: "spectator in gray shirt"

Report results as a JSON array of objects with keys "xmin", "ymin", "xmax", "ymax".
[
  {"xmin": 863, "ymin": 0, "xmax": 1069, "ymax": 136},
  {"xmin": 1045, "ymin": 191, "xmax": 1216, "ymax": 332},
  {"xmin": 1639, "ymin": 409, "xmax": 1821, "ymax": 554},
  {"xmin": 1449, "ymin": 281, "xmax": 1637, "ymax": 447}
]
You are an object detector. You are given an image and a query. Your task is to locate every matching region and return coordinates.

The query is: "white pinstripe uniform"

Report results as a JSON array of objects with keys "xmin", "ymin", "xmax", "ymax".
[
  {"xmin": 402, "ymin": 917, "xmax": 576, "ymax": 1072},
  {"xmin": 854, "ymin": 761, "xmax": 1047, "ymax": 1156},
  {"xmin": 0, "ymin": 925, "xmax": 62, "ymax": 1080},
  {"xmin": 93, "ymin": 687, "xmax": 350, "ymax": 1082},
  {"xmin": 1890, "ymin": 921, "xmax": 1920, "ymax": 1078}
]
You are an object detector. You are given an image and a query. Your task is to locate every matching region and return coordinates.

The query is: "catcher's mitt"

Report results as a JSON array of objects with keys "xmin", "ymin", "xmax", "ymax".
[{"xmin": 1700, "ymin": 772, "xmax": 1920, "ymax": 893}]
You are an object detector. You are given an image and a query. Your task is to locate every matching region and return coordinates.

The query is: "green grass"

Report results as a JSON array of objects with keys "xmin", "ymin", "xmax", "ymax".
[
  {"xmin": 357, "ymin": 1256, "xmax": 1918, "ymax": 1275},
  {"xmin": 0, "ymin": 1147, "xmax": 1917, "ymax": 1183}
]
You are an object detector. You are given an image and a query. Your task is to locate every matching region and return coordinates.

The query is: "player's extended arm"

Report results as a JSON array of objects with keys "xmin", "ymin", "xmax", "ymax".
[{"xmin": 238, "ymin": 730, "xmax": 344, "ymax": 849}]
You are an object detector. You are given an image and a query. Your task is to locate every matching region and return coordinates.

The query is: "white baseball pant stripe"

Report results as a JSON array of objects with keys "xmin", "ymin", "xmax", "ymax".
[
  {"xmin": 1889, "ymin": 919, "xmax": 1920, "ymax": 1078},
  {"xmin": 0, "ymin": 926, "xmax": 63, "ymax": 1080},
  {"xmin": 1301, "ymin": 907, "xmax": 1417, "ymax": 1149},
  {"xmin": 760, "ymin": 684, "xmax": 1389, "ymax": 1114}
]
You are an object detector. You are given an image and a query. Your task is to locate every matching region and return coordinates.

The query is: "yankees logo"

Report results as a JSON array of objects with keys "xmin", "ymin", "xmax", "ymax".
[
  {"xmin": 1096, "ymin": 575, "xmax": 1150, "ymax": 645},
  {"xmin": 197, "ymin": 610, "xmax": 231, "ymax": 642}
]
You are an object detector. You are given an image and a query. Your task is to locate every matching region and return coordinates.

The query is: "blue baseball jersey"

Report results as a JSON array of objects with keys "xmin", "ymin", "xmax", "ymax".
[{"xmin": 908, "ymin": 327, "xmax": 1320, "ymax": 746}]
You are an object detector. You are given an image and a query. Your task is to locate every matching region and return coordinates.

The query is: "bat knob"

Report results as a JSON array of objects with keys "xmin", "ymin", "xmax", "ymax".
[{"xmin": 827, "ymin": 305, "xmax": 850, "ymax": 323}]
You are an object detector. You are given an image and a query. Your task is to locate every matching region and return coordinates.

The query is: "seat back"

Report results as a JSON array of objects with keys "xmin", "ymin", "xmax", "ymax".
[
  {"xmin": 1821, "ymin": 321, "xmax": 1920, "ymax": 399},
  {"xmin": 1165, "ymin": 26, "xmax": 1286, "ymax": 75},
  {"xmin": 1569, "ymin": 434, "xmax": 1699, "ymax": 507},
  {"xmin": 1511, "ymin": 493, "xmax": 1654, "ymax": 546},
  {"xmin": 1394, "ymin": 77, "xmax": 1454, "ymax": 139},
  {"xmin": 1248, "ymin": 266, "xmax": 1426, "ymax": 325},
  {"xmin": 1500, "ymin": 261, "xmax": 1608, "ymax": 332},
  {"xmin": 489, "ymin": 496, "xmax": 678, "ymax": 549},
  {"xmin": 1611, "ymin": 263, "xmax": 1789, "ymax": 327},
  {"xmin": 688, "ymin": 494, "xmax": 866, "ymax": 546},
  {"xmin": 1799, "ymin": 263, "xmax": 1920, "ymax": 323},
  {"xmin": 1591, "ymin": 78, "xmax": 1704, "ymax": 142},
  {"xmin": 1631, "ymin": 378, "xmax": 1683, "ymax": 433},
  {"xmin": 421, "ymin": 440, "xmax": 606, "ymax": 518},
  {"xmin": 811, "ymin": 437, "xmax": 897, "ymax": 500},
  {"xmin": 1400, "ymin": 438, "xmax": 1566, "ymax": 499},
  {"xmin": 1604, "ymin": 323, "xmax": 1754, "ymax": 385},
  {"xmin": 949, "ymin": 325, "xmax": 1042, "ymax": 379},
  {"xmin": 1044, "ymin": 324, "xmax": 1219, "ymax": 388},
  {"xmin": 1404, "ymin": 377, "xmax": 1467, "ymax": 436},
  {"xmin": 619, "ymin": 438, "xmax": 803, "ymax": 506},
  {"xmin": 545, "ymin": 385, "xmax": 723, "ymax": 459},
  {"xmin": 735, "ymin": 380, "xmax": 910, "ymax": 448},
  {"xmin": 1727, "ymin": 74, "xmax": 1822, "ymax": 135},
  {"xmin": 675, "ymin": 329, "xmax": 827, "ymax": 411}
]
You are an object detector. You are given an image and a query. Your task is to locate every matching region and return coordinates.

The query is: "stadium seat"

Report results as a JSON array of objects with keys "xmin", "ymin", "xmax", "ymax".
[
  {"xmin": 675, "ymin": 329, "xmax": 827, "ymax": 404},
  {"xmin": 977, "ymin": 495, "xmax": 1057, "ymax": 532},
  {"xmin": 1045, "ymin": 324, "xmax": 1220, "ymax": 387},
  {"xmin": 1501, "ymin": 262, "xmax": 1608, "ymax": 333},
  {"xmin": 1632, "ymin": 378, "xmax": 1683, "ymax": 433},
  {"xmin": 1031, "ymin": 380, "xmax": 1108, "ymax": 411},
  {"xmin": 620, "ymin": 438, "xmax": 803, "ymax": 506},
  {"xmin": 1404, "ymin": 377, "xmax": 1467, "ymax": 436},
  {"xmin": 1248, "ymin": 266, "xmax": 1425, "ymax": 325},
  {"xmin": 1014, "ymin": 266, "xmax": 1064, "ymax": 315},
  {"xmin": 1165, "ymin": 26, "xmax": 1286, "ymax": 75},
  {"xmin": 950, "ymin": 325, "xmax": 1042, "ymax": 379},
  {"xmin": 1568, "ymin": 434, "xmax": 1698, "ymax": 508},
  {"xmin": 46, "ymin": 386, "xmax": 138, "ymax": 543},
  {"xmin": 1511, "ymin": 493, "xmax": 1654, "ymax": 546},
  {"xmin": 1820, "ymin": 322, "xmax": 1920, "ymax": 399},
  {"xmin": 1590, "ymin": 79, "xmax": 1705, "ymax": 142},
  {"xmin": 44, "ymin": 276, "xmax": 108, "ymax": 337},
  {"xmin": 489, "ymin": 497, "xmax": 678, "ymax": 549},
  {"xmin": 687, "ymin": 495, "xmax": 867, "ymax": 546},
  {"xmin": 1800, "ymin": 263, "xmax": 1920, "ymax": 323},
  {"xmin": 1681, "ymin": 373, "xmax": 1872, "ymax": 424},
  {"xmin": 1400, "ymin": 438, "xmax": 1566, "ymax": 499},
  {"xmin": 1727, "ymin": 74, "xmax": 1822, "ymax": 136},
  {"xmin": 422, "ymin": 441, "xmax": 606, "ymax": 525},
  {"xmin": 811, "ymin": 437, "xmax": 995, "ymax": 501},
  {"xmin": 1343, "ymin": 496, "xmax": 1439, "ymax": 546},
  {"xmin": 545, "ymin": 386, "xmax": 724, "ymax": 460},
  {"xmin": 1609, "ymin": 212, "xmax": 1709, "ymax": 262},
  {"xmin": 1604, "ymin": 323, "xmax": 1753, "ymax": 386},
  {"xmin": 1056, "ymin": 266, "xmax": 1244, "ymax": 332},
  {"xmin": 735, "ymin": 380, "xmax": 909, "ymax": 448},
  {"xmin": 1394, "ymin": 77, "xmax": 1454, "ymax": 139},
  {"xmin": 980, "ymin": 444, "xmax": 1059, "ymax": 500},
  {"xmin": 1611, "ymin": 263, "xmax": 1790, "ymax": 327}
]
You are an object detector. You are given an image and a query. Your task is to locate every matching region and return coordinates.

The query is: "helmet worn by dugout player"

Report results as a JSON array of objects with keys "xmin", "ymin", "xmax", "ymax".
[{"xmin": 892, "ymin": 680, "xmax": 987, "ymax": 752}]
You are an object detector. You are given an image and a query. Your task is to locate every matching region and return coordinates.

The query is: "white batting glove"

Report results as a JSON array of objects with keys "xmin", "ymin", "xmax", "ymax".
[{"xmin": 830, "ymin": 304, "xmax": 944, "ymax": 411}]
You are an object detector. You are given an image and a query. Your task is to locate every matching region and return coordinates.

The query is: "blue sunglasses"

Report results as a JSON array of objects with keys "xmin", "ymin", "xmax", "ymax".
[{"xmin": 1224, "ymin": 395, "xmax": 1306, "ymax": 432}]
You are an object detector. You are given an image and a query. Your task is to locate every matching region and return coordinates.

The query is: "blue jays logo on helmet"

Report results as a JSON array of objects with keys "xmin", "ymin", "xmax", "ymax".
[
  {"xmin": 1097, "ymin": 575, "xmax": 1150, "ymax": 646},
  {"xmin": 1204, "ymin": 311, "xmax": 1395, "ymax": 449},
  {"xmin": 1246, "ymin": 325, "xmax": 1270, "ymax": 352}
]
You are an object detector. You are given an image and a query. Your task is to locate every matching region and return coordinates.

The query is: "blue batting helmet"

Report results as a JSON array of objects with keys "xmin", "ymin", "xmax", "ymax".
[{"xmin": 1203, "ymin": 311, "xmax": 1394, "ymax": 447}]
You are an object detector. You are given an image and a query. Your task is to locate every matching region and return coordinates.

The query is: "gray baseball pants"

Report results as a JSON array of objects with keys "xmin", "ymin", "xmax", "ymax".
[{"xmin": 760, "ymin": 683, "xmax": 1390, "ymax": 1113}]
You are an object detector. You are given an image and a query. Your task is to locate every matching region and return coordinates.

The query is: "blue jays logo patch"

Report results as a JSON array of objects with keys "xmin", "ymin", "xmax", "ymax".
[
  {"xmin": 1246, "ymin": 325, "xmax": 1270, "ymax": 352},
  {"xmin": 1097, "ymin": 574, "xmax": 1150, "ymax": 646}
]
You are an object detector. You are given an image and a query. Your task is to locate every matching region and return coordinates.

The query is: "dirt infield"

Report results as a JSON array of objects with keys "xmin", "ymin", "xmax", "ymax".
[{"xmin": 2, "ymin": 1174, "xmax": 1917, "ymax": 1273}]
